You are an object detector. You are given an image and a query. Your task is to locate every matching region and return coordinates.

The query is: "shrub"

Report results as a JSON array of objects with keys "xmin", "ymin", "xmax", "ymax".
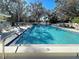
[
  {"xmin": 49, "ymin": 18, "xmax": 58, "ymax": 24},
  {"xmin": 72, "ymin": 17, "xmax": 79, "ymax": 24}
]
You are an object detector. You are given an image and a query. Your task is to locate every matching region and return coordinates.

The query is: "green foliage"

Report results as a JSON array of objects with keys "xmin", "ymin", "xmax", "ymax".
[
  {"xmin": 72, "ymin": 17, "xmax": 79, "ymax": 23},
  {"xmin": 49, "ymin": 18, "xmax": 57, "ymax": 24},
  {"xmin": 49, "ymin": 19, "xmax": 54, "ymax": 24}
]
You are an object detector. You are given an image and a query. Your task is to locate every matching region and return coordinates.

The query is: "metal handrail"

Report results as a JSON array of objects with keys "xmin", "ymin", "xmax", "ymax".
[
  {"xmin": 1, "ymin": 31, "xmax": 16, "ymax": 59},
  {"xmin": 15, "ymin": 44, "xmax": 21, "ymax": 53}
]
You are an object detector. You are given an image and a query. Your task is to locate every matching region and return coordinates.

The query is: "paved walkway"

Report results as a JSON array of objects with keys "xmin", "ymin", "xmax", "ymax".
[
  {"xmin": 0, "ymin": 55, "xmax": 79, "ymax": 59},
  {"xmin": 1, "ymin": 31, "xmax": 14, "ymax": 40}
]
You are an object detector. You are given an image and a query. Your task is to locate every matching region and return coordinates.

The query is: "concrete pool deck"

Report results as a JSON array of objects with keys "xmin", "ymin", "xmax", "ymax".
[
  {"xmin": 0, "ymin": 45, "xmax": 79, "ymax": 57},
  {"xmin": 0, "ymin": 25, "xmax": 32, "ymax": 46},
  {"xmin": 60, "ymin": 27, "xmax": 79, "ymax": 33},
  {"xmin": 52, "ymin": 25, "xmax": 79, "ymax": 33}
]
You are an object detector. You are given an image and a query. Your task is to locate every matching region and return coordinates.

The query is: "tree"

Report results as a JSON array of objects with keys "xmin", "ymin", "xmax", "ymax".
[
  {"xmin": 0, "ymin": 0, "xmax": 28, "ymax": 26},
  {"xmin": 47, "ymin": 11, "xmax": 58, "ymax": 24},
  {"xmin": 55, "ymin": 0, "xmax": 79, "ymax": 18},
  {"xmin": 28, "ymin": 1, "xmax": 47, "ymax": 22}
]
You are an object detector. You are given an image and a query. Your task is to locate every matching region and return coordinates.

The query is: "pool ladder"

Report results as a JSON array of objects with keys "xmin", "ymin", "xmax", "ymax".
[{"xmin": 15, "ymin": 44, "xmax": 21, "ymax": 53}]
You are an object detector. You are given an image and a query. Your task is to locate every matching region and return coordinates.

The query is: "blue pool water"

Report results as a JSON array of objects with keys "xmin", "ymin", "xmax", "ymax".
[{"xmin": 16, "ymin": 24, "xmax": 79, "ymax": 44}]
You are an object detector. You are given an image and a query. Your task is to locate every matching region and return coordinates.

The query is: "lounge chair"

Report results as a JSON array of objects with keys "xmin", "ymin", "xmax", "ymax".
[{"xmin": 2, "ymin": 29, "xmax": 9, "ymax": 33}]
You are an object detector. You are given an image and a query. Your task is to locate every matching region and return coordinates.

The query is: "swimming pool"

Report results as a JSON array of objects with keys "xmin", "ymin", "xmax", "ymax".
[{"xmin": 15, "ymin": 24, "xmax": 79, "ymax": 44}]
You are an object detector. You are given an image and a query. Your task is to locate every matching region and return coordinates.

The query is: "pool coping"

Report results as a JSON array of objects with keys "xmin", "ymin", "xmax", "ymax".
[
  {"xmin": 0, "ymin": 45, "xmax": 79, "ymax": 57},
  {"xmin": 52, "ymin": 25, "xmax": 79, "ymax": 33}
]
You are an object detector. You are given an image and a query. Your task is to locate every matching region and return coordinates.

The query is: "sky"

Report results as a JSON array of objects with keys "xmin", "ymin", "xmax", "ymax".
[{"xmin": 26, "ymin": 0, "xmax": 56, "ymax": 10}]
